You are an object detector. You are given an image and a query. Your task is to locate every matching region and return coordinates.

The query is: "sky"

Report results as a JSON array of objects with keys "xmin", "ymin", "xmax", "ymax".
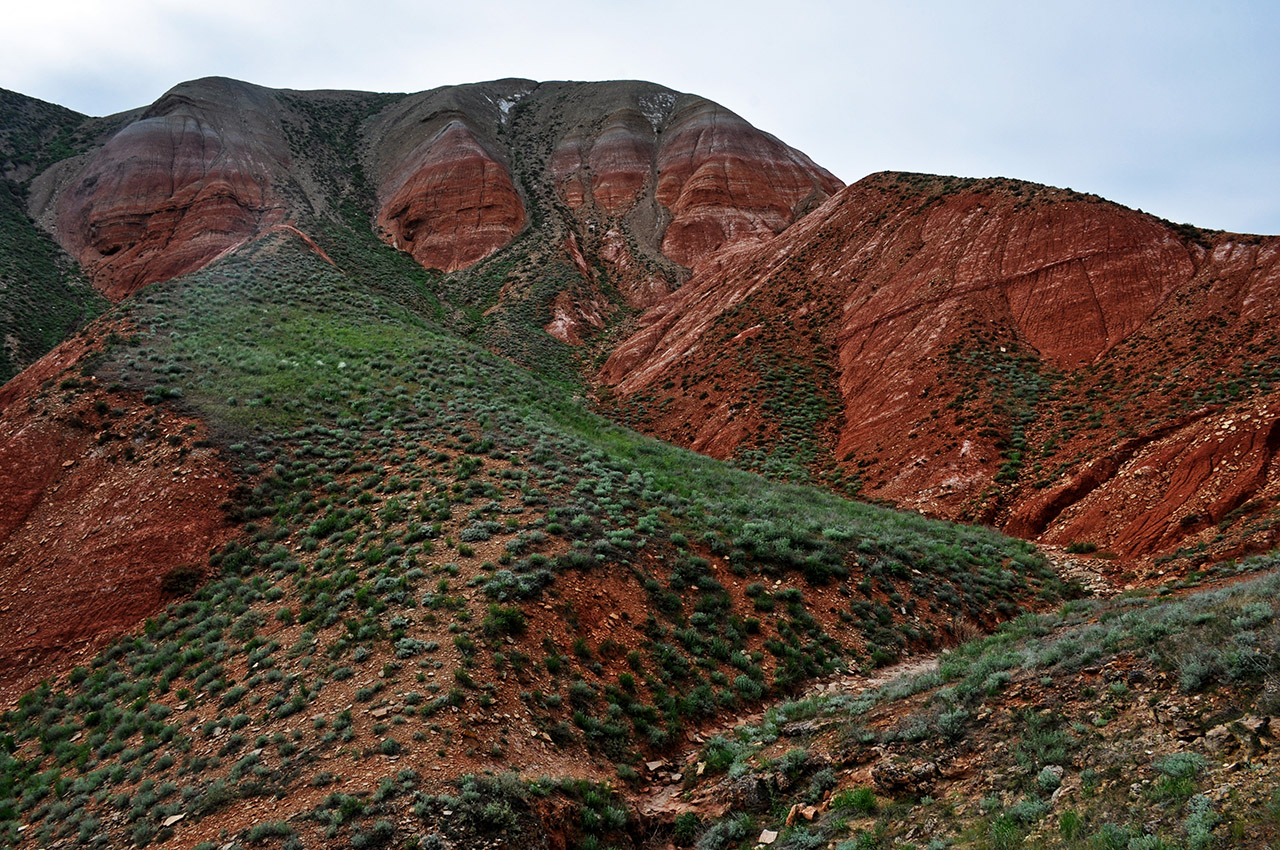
[{"xmin": 3, "ymin": 0, "xmax": 1278, "ymax": 234}]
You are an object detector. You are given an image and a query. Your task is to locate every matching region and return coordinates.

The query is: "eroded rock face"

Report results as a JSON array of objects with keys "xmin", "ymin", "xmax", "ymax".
[
  {"xmin": 655, "ymin": 99, "xmax": 840, "ymax": 270},
  {"xmin": 546, "ymin": 87, "xmax": 842, "ymax": 277},
  {"xmin": 551, "ymin": 110, "xmax": 656, "ymax": 216},
  {"xmin": 601, "ymin": 173, "xmax": 1280, "ymax": 564},
  {"xmin": 50, "ymin": 77, "xmax": 290, "ymax": 299},
  {"xmin": 368, "ymin": 81, "xmax": 530, "ymax": 272},
  {"xmin": 34, "ymin": 76, "xmax": 841, "ymax": 332},
  {"xmin": 375, "ymin": 121, "xmax": 525, "ymax": 272}
]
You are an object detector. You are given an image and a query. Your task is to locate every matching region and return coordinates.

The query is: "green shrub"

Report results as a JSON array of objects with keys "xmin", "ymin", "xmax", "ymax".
[
  {"xmin": 483, "ymin": 604, "xmax": 527, "ymax": 637},
  {"xmin": 674, "ymin": 811, "xmax": 702, "ymax": 846},
  {"xmin": 831, "ymin": 786, "xmax": 877, "ymax": 815},
  {"xmin": 160, "ymin": 565, "xmax": 203, "ymax": 596},
  {"xmin": 245, "ymin": 821, "xmax": 294, "ymax": 843}
]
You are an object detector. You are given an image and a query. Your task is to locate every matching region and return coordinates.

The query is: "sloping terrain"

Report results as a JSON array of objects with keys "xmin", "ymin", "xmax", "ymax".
[
  {"xmin": 1, "ymin": 77, "xmax": 1278, "ymax": 850},
  {"xmin": 602, "ymin": 173, "xmax": 1280, "ymax": 572},
  {"xmin": 21, "ymin": 76, "xmax": 839, "ymax": 344},
  {"xmin": 0, "ymin": 90, "xmax": 108, "ymax": 382},
  {"xmin": 0, "ymin": 232, "xmax": 1064, "ymax": 849},
  {"xmin": 33, "ymin": 78, "xmax": 297, "ymax": 300},
  {"xmin": 648, "ymin": 556, "xmax": 1280, "ymax": 850}
]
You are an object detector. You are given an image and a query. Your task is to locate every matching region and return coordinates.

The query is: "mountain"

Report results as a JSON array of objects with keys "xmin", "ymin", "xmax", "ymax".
[
  {"xmin": 26, "ymin": 77, "xmax": 838, "ymax": 307},
  {"xmin": 0, "ymin": 78, "xmax": 1276, "ymax": 850},
  {"xmin": 602, "ymin": 172, "xmax": 1280, "ymax": 573}
]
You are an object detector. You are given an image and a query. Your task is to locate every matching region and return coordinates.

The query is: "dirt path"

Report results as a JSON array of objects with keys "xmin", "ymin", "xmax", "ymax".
[
  {"xmin": 1040, "ymin": 545, "xmax": 1119, "ymax": 596},
  {"xmin": 634, "ymin": 545, "xmax": 1120, "ymax": 820},
  {"xmin": 636, "ymin": 652, "xmax": 943, "ymax": 818}
]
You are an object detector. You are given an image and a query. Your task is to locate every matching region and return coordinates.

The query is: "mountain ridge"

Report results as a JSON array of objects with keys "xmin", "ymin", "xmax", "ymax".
[{"xmin": 0, "ymin": 77, "xmax": 1277, "ymax": 850}]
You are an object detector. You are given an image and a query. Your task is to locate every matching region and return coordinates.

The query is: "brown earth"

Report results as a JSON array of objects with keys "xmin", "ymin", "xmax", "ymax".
[
  {"xmin": 601, "ymin": 173, "xmax": 1280, "ymax": 568},
  {"xmin": 0, "ymin": 319, "xmax": 237, "ymax": 699}
]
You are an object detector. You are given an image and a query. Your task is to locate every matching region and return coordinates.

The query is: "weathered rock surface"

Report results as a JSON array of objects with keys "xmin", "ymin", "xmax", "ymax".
[
  {"xmin": 367, "ymin": 80, "xmax": 530, "ymax": 272},
  {"xmin": 545, "ymin": 83, "xmax": 842, "ymax": 281},
  {"xmin": 551, "ymin": 108, "xmax": 655, "ymax": 216},
  {"xmin": 44, "ymin": 77, "xmax": 291, "ymax": 299},
  {"xmin": 654, "ymin": 98, "xmax": 840, "ymax": 271},
  {"xmin": 602, "ymin": 173, "xmax": 1280, "ymax": 565},
  {"xmin": 23, "ymin": 75, "xmax": 841, "ymax": 362}
]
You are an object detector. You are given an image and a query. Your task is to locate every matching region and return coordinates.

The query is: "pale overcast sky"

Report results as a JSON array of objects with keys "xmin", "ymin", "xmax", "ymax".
[{"xmin": 3, "ymin": 0, "xmax": 1277, "ymax": 234}]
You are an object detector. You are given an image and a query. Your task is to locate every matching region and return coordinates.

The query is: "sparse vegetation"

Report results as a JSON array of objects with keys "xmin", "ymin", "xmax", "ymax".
[{"xmin": 2, "ymin": 82, "xmax": 1278, "ymax": 850}]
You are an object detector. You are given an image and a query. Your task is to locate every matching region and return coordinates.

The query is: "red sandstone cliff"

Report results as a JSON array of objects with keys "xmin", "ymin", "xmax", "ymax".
[
  {"xmin": 366, "ymin": 80, "xmax": 532, "ymax": 273},
  {"xmin": 601, "ymin": 173, "xmax": 1280, "ymax": 568},
  {"xmin": 542, "ymin": 83, "xmax": 841, "ymax": 311}
]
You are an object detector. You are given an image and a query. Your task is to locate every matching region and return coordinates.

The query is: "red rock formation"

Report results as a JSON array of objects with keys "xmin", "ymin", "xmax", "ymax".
[
  {"xmin": 654, "ymin": 99, "xmax": 841, "ymax": 271},
  {"xmin": 35, "ymin": 76, "xmax": 839, "ymax": 323},
  {"xmin": 375, "ymin": 119, "xmax": 525, "ymax": 272},
  {"xmin": 551, "ymin": 110, "xmax": 656, "ymax": 216},
  {"xmin": 50, "ymin": 78, "xmax": 290, "ymax": 300},
  {"xmin": 601, "ymin": 173, "xmax": 1280, "ymax": 566},
  {"xmin": 547, "ymin": 91, "xmax": 842, "ymax": 278},
  {"xmin": 599, "ymin": 226, "xmax": 673, "ymax": 307}
]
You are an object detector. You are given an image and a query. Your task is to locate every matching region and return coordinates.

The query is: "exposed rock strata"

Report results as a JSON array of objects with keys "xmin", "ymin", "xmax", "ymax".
[
  {"xmin": 48, "ymin": 77, "xmax": 291, "ymax": 299},
  {"xmin": 602, "ymin": 173, "xmax": 1280, "ymax": 564}
]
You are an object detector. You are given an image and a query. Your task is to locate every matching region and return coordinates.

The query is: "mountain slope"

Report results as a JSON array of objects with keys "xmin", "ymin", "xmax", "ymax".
[
  {"xmin": 2, "ymin": 77, "xmax": 1279, "ymax": 850},
  {"xmin": 601, "ymin": 173, "xmax": 1280, "ymax": 570},
  {"xmin": 0, "ymin": 90, "xmax": 107, "ymax": 382},
  {"xmin": 0, "ymin": 228, "xmax": 1066, "ymax": 849}
]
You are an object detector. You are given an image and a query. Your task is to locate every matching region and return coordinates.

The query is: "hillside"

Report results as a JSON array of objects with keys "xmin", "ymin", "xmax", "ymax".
[
  {"xmin": 601, "ymin": 173, "xmax": 1280, "ymax": 572},
  {"xmin": 0, "ymin": 90, "xmax": 108, "ymax": 383},
  {"xmin": 0, "ymin": 78, "xmax": 1277, "ymax": 850},
  {"xmin": 0, "ymin": 225, "xmax": 1066, "ymax": 849}
]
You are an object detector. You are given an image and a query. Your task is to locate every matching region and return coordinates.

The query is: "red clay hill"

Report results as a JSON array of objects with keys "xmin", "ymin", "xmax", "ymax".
[
  {"xmin": 601, "ymin": 173, "xmax": 1280, "ymax": 572},
  {"xmin": 6, "ymin": 81, "xmax": 1280, "ymax": 682},
  {"xmin": 33, "ymin": 78, "xmax": 294, "ymax": 300},
  {"xmin": 28, "ymin": 77, "xmax": 839, "ymax": 303}
]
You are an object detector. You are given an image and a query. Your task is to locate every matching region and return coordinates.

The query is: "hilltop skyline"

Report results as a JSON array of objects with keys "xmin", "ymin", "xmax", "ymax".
[{"xmin": 2, "ymin": 0, "xmax": 1278, "ymax": 235}]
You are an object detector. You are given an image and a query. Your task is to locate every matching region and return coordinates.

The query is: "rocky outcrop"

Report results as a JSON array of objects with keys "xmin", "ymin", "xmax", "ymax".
[
  {"xmin": 601, "ymin": 173, "xmax": 1280, "ymax": 565},
  {"xmin": 654, "ymin": 98, "xmax": 840, "ymax": 271},
  {"xmin": 551, "ymin": 109, "xmax": 656, "ymax": 216},
  {"xmin": 45, "ymin": 77, "xmax": 291, "ymax": 299},
  {"xmin": 374, "ymin": 120, "xmax": 525, "ymax": 272},
  {"xmin": 545, "ymin": 85, "xmax": 842, "ymax": 281},
  {"xmin": 367, "ymin": 80, "xmax": 531, "ymax": 273}
]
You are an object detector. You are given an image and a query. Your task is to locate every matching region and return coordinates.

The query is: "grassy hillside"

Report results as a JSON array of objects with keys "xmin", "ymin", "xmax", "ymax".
[
  {"xmin": 0, "ymin": 91, "xmax": 108, "ymax": 384},
  {"xmin": 0, "ymin": 230, "xmax": 1067, "ymax": 848},
  {"xmin": 666, "ymin": 557, "xmax": 1280, "ymax": 850},
  {"xmin": 0, "ymin": 87, "xmax": 87, "ymax": 177}
]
